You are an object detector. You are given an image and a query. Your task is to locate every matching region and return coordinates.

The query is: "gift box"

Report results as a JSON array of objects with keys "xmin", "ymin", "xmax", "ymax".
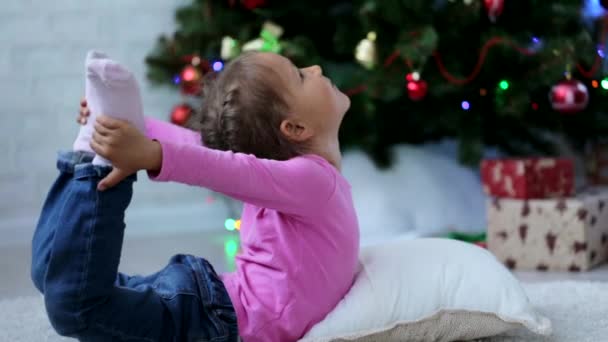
[
  {"xmin": 487, "ymin": 187, "xmax": 608, "ymax": 271},
  {"xmin": 481, "ymin": 158, "xmax": 574, "ymax": 199}
]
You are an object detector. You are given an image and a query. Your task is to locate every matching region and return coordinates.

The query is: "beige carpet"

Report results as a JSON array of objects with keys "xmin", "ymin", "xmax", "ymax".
[{"xmin": 0, "ymin": 281, "xmax": 606, "ymax": 342}]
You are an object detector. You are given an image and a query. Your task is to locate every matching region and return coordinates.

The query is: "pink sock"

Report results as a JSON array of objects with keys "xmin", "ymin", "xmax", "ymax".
[{"xmin": 73, "ymin": 50, "xmax": 145, "ymax": 166}]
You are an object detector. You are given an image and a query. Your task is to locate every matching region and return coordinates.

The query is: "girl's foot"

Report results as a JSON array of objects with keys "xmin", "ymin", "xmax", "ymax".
[{"xmin": 73, "ymin": 51, "xmax": 145, "ymax": 166}]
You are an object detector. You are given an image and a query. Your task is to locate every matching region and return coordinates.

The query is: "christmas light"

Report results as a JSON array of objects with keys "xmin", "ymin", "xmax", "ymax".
[
  {"xmin": 173, "ymin": 75, "xmax": 181, "ymax": 84},
  {"xmin": 592, "ymin": 80, "xmax": 599, "ymax": 88},
  {"xmin": 225, "ymin": 218, "xmax": 236, "ymax": 231},
  {"xmin": 532, "ymin": 102, "xmax": 539, "ymax": 110},
  {"xmin": 213, "ymin": 61, "xmax": 224, "ymax": 72},
  {"xmin": 224, "ymin": 239, "xmax": 238, "ymax": 258},
  {"xmin": 461, "ymin": 101, "xmax": 470, "ymax": 110},
  {"xmin": 480, "ymin": 88, "xmax": 487, "ymax": 96},
  {"xmin": 235, "ymin": 219, "xmax": 242, "ymax": 230},
  {"xmin": 528, "ymin": 36, "xmax": 544, "ymax": 52},
  {"xmin": 602, "ymin": 78, "xmax": 608, "ymax": 90},
  {"xmin": 498, "ymin": 80, "xmax": 509, "ymax": 90}
]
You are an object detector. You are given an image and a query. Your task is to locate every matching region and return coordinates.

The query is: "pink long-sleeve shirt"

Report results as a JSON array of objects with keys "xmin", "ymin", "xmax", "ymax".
[{"xmin": 144, "ymin": 118, "xmax": 360, "ymax": 342}]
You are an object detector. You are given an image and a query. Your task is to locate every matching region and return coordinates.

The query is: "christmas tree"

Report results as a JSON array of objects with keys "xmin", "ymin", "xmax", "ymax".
[{"xmin": 146, "ymin": 0, "xmax": 608, "ymax": 166}]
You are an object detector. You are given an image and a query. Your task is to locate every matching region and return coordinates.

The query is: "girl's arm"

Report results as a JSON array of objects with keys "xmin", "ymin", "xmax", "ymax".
[
  {"xmin": 144, "ymin": 117, "xmax": 202, "ymax": 146},
  {"xmin": 148, "ymin": 140, "xmax": 336, "ymax": 216}
]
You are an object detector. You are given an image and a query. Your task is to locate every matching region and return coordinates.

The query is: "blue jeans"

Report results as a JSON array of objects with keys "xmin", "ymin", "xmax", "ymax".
[{"xmin": 31, "ymin": 151, "xmax": 239, "ymax": 342}]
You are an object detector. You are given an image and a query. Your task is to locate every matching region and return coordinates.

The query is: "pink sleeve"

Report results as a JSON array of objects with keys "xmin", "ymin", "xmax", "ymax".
[
  {"xmin": 144, "ymin": 117, "xmax": 201, "ymax": 146},
  {"xmin": 149, "ymin": 140, "xmax": 337, "ymax": 216}
]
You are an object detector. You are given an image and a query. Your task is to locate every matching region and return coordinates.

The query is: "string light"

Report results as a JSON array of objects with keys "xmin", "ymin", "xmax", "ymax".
[
  {"xmin": 224, "ymin": 236, "xmax": 239, "ymax": 272},
  {"xmin": 592, "ymin": 80, "xmax": 599, "ymax": 88},
  {"xmin": 212, "ymin": 61, "xmax": 224, "ymax": 72},
  {"xmin": 498, "ymin": 80, "xmax": 510, "ymax": 91},
  {"xmin": 173, "ymin": 75, "xmax": 181, "ymax": 84},
  {"xmin": 235, "ymin": 219, "xmax": 242, "ymax": 230},
  {"xmin": 461, "ymin": 101, "xmax": 470, "ymax": 110},
  {"xmin": 529, "ymin": 36, "xmax": 544, "ymax": 53},
  {"xmin": 225, "ymin": 239, "xmax": 238, "ymax": 257},
  {"xmin": 225, "ymin": 218, "xmax": 236, "ymax": 231},
  {"xmin": 601, "ymin": 78, "xmax": 608, "ymax": 90},
  {"xmin": 480, "ymin": 88, "xmax": 487, "ymax": 96},
  {"xmin": 532, "ymin": 102, "xmax": 539, "ymax": 110}
]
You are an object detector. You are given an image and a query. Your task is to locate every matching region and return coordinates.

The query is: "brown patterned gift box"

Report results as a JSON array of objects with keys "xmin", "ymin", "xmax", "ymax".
[{"xmin": 487, "ymin": 187, "xmax": 608, "ymax": 271}]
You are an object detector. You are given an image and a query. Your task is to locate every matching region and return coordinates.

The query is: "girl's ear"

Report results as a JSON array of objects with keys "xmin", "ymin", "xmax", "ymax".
[{"xmin": 280, "ymin": 118, "xmax": 314, "ymax": 142}]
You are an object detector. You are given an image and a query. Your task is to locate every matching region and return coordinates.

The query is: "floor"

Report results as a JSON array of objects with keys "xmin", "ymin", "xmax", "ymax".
[{"xmin": 1, "ymin": 231, "xmax": 607, "ymax": 300}]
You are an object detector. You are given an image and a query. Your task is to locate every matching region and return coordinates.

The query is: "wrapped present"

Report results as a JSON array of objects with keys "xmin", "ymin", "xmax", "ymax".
[
  {"xmin": 487, "ymin": 187, "xmax": 608, "ymax": 271},
  {"xmin": 481, "ymin": 158, "xmax": 574, "ymax": 199}
]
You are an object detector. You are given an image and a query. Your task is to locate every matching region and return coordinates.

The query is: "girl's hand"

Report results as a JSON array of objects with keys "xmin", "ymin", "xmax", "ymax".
[{"xmin": 91, "ymin": 115, "xmax": 162, "ymax": 191}]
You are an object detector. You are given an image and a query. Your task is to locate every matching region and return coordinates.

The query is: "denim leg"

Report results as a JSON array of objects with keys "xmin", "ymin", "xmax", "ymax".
[
  {"xmin": 38, "ymin": 151, "xmax": 173, "ymax": 341},
  {"xmin": 36, "ymin": 151, "xmax": 238, "ymax": 342},
  {"xmin": 31, "ymin": 152, "xmax": 93, "ymax": 293}
]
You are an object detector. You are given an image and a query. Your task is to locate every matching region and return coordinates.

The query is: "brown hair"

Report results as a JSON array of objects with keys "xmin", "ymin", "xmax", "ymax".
[{"xmin": 189, "ymin": 52, "xmax": 307, "ymax": 160}]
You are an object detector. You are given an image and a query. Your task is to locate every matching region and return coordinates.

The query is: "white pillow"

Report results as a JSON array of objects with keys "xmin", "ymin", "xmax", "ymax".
[{"xmin": 300, "ymin": 238, "xmax": 551, "ymax": 342}]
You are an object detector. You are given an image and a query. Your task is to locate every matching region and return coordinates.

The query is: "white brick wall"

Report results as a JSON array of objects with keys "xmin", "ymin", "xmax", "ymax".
[{"xmin": 0, "ymin": 0, "xmax": 234, "ymax": 245}]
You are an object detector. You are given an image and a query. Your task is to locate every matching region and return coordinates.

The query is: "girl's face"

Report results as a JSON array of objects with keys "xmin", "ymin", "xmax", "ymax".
[{"xmin": 256, "ymin": 53, "xmax": 351, "ymax": 140}]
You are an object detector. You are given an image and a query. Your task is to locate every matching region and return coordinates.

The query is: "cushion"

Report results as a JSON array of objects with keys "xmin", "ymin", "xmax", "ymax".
[{"xmin": 299, "ymin": 238, "xmax": 551, "ymax": 342}]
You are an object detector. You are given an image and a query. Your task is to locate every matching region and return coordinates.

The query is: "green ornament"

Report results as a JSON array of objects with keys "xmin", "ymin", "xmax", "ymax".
[{"xmin": 243, "ymin": 21, "xmax": 284, "ymax": 53}]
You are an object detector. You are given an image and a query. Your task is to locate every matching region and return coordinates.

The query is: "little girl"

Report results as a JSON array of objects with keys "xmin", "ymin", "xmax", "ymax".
[{"xmin": 32, "ymin": 51, "xmax": 359, "ymax": 342}]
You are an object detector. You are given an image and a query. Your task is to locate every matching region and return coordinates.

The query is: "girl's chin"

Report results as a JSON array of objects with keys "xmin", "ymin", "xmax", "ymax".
[{"xmin": 340, "ymin": 91, "xmax": 351, "ymax": 111}]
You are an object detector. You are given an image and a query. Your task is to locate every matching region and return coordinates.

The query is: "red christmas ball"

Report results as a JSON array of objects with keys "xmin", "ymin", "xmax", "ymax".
[
  {"xmin": 484, "ymin": 0, "xmax": 504, "ymax": 22},
  {"xmin": 407, "ymin": 80, "xmax": 428, "ymax": 101},
  {"xmin": 549, "ymin": 79, "xmax": 589, "ymax": 114},
  {"xmin": 171, "ymin": 104, "xmax": 193, "ymax": 126},
  {"xmin": 242, "ymin": 0, "xmax": 266, "ymax": 10},
  {"xmin": 181, "ymin": 65, "xmax": 200, "ymax": 82}
]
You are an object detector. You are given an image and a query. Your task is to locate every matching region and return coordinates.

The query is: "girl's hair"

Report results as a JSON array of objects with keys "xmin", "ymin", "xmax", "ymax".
[{"xmin": 189, "ymin": 52, "xmax": 307, "ymax": 160}]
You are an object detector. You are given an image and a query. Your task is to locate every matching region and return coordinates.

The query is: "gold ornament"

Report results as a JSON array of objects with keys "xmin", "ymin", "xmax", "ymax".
[
  {"xmin": 355, "ymin": 31, "xmax": 377, "ymax": 69},
  {"xmin": 243, "ymin": 21, "xmax": 284, "ymax": 53},
  {"xmin": 221, "ymin": 36, "xmax": 240, "ymax": 60}
]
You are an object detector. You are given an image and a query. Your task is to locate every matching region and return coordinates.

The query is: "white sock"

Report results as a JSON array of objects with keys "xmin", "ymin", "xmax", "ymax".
[{"xmin": 73, "ymin": 50, "xmax": 146, "ymax": 166}]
